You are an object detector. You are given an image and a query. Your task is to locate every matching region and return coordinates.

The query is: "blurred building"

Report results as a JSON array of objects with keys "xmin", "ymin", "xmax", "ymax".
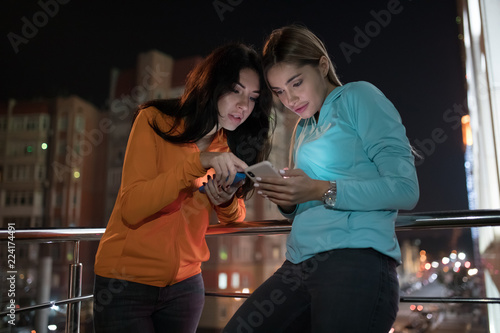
[
  {"xmin": 461, "ymin": 0, "xmax": 500, "ymax": 330},
  {"xmin": 0, "ymin": 95, "xmax": 106, "ymax": 227},
  {"xmin": 104, "ymin": 49, "xmax": 203, "ymax": 221},
  {"xmin": 0, "ymin": 95, "xmax": 106, "ymax": 331}
]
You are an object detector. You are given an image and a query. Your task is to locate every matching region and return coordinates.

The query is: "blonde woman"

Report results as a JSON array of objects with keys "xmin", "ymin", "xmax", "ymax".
[{"xmin": 224, "ymin": 26, "xmax": 419, "ymax": 333}]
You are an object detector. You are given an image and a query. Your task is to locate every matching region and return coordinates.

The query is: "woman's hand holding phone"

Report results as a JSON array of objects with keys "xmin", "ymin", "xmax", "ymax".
[
  {"xmin": 202, "ymin": 174, "xmax": 245, "ymax": 206},
  {"xmin": 199, "ymin": 152, "xmax": 248, "ymax": 187},
  {"xmin": 249, "ymin": 162, "xmax": 325, "ymax": 207}
]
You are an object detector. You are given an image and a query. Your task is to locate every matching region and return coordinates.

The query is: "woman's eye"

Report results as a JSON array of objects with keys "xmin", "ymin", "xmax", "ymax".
[
  {"xmin": 274, "ymin": 90, "xmax": 283, "ymax": 95},
  {"xmin": 250, "ymin": 96, "xmax": 258, "ymax": 102},
  {"xmin": 293, "ymin": 80, "xmax": 302, "ymax": 88}
]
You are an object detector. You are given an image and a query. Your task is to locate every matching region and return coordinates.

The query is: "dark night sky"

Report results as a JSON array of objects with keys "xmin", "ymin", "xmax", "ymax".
[{"xmin": 1, "ymin": 0, "xmax": 470, "ymax": 215}]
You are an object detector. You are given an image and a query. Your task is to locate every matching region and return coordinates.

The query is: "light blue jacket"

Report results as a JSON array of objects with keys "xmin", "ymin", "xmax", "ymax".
[{"xmin": 282, "ymin": 81, "xmax": 419, "ymax": 264}]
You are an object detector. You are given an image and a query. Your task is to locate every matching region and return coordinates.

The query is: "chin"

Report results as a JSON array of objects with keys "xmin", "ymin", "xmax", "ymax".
[
  {"xmin": 222, "ymin": 124, "xmax": 238, "ymax": 132},
  {"xmin": 298, "ymin": 112, "xmax": 314, "ymax": 119}
]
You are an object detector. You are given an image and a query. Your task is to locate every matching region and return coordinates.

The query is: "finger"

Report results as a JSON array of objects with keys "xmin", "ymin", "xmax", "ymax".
[
  {"xmin": 207, "ymin": 178, "xmax": 221, "ymax": 196},
  {"xmin": 223, "ymin": 180, "xmax": 242, "ymax": 196},
  {"xmin": 229, "ymin": 153, "xmax": 248, "ymax": 171},
  {"xmin": 223, "ymin": 156, "xmax": 240, "ymax": 187},
  {"xmin": 218, "ymin": 157, "xmax": 232, "ymax": 186},
  {"xmin": 206, "ymin": 179, "xmax": 222, "ymax": 203},
  {"xmin": 279, "ymin": 168, "xmax": 304, "ymax": 177},
  {"xmin": 232, "ymin": 179, "xmax": 245, "ymax": 189},
  {"xmin": 254, "ymin": 177, "xmax": 287, "ymax": 189},
  {"xmin": 211, "ymin": 164, "xmax": 223, "ymax": 183},
  {"xmin": 217, "ymin": 164, "xmax": 227, "ymax": 185},
  {"xmin": 224, "ymin": 170, "xmax": 235, "ymax": 188},
  {"xmin": 256, "ymin": 190, "xmax": 291, "ymax": 206}
]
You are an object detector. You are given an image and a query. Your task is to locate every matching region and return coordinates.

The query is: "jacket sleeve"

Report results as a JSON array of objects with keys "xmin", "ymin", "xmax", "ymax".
[
  {"xmin": 215, "ymin": 197, "xmax": 246, "ymax": 223},
  {"xmin": 119, "ymin": 109, "xmax": 207, "ymax": 225},
  {"xmin": 335, "ymin": 82, "xmax": 419, "ymax": 211}
]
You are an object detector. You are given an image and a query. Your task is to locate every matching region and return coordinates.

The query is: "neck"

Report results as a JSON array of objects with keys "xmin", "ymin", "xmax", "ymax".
[
  {"xmin": 196, "ymin": 126, "xmax": 218, "ymax": 151},
  {"xmin": 315, "ymin": 83, "xmax": 339, "ymax": 122},
  {"xmin": 326, "ymin": 82, "xmax": 338, "ymax": 96}
]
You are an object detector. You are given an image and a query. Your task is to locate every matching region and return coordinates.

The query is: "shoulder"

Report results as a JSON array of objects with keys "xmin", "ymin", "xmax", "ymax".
[
  {"xmin": 340, "ymin": 81, "xmax": 384, "ymax": 99},
  {"xmin": 337, "ymin": 81, "xmax": 391, "ymax": 113},
  {"xmin": 136, "ymin": 106, "xmax": 177, "ymax": 131}
]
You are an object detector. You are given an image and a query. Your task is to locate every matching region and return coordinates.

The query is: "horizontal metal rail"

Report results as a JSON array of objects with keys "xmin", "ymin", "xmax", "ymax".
[
  {"xmin": 205, "ymin": 292, "xmax": 500, "ymax": 304},
  {"xmin": 1, "ymin": 209, "xmax": 500, "ymax": 319},
  {"xmin": 399, "ymin": 296, "xmax": 500, "ymax": 304},
  {"xmin": 0, "ymin": 295, "xmax": 93, "ymax": 316},
  {"xmin": 5, "ymin": 291, "xmax": 499, "ymax": 318},
  {"xmin": 2, "ymin": 210, "xmax": 500, "ymax": 241}
]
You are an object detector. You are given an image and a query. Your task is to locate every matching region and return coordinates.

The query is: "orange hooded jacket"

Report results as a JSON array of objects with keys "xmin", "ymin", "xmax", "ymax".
[{"xmin": 94, "ymin": 107, "xmax": 245, "ymax": 287}]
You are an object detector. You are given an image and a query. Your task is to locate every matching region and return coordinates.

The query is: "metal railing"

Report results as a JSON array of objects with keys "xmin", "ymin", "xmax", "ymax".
[{"xmin": 1, "ymin": 209, "xmax": 500, "ymax": 332}]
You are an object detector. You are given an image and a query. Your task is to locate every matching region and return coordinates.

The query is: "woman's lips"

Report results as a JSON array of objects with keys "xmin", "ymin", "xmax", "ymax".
[
  {"xmin": 228, "ymin": 114, "xmax": 242, "ymax": 123},
  {"xmin": 294, "ymin": 103, "xmax": 308, "ymax": 114}
]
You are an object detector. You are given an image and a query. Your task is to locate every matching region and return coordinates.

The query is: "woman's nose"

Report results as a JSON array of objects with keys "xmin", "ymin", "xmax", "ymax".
[{"xmin": 237, "ymin": 96, "xmax": 249, "ymax": 111}]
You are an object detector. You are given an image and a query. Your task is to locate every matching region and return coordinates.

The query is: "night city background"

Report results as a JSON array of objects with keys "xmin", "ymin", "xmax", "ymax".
[{"xmin": 1, "ymin": 0, "xmax": 498, "ymax": 332}]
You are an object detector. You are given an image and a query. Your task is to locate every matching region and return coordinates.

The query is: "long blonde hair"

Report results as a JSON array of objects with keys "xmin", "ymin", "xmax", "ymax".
[{"xmin": 262, "ymin": 25, "xmax": 342, "ymax": 168}]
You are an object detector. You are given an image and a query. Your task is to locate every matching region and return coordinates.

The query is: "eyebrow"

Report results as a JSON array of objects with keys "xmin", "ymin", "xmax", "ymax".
[
  {"xmin": 269, "ymin": 73, "xmax": 302, "ymax": 90},
  {"xmin": 236, "ymin": 82, "xmax": 260, "ymax": 93}
]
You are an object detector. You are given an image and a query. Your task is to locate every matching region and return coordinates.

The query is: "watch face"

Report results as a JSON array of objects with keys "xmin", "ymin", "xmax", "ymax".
[{"xmin": 325, "ymin": 196, "xmax": 336, "ymax": 207}]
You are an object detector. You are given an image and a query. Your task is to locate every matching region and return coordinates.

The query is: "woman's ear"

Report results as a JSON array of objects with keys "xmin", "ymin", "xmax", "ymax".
[{"xmin": 318, "ymin": 56, "xmax": 329, "ymax": 77}]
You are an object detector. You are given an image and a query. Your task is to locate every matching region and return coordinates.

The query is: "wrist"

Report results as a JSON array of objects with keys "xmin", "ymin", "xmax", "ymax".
[
  {"xmin": 316, "ymin": 180, "xmax": 332, "ymax": 201},
  {"xmin": 218, "ymin": 195, "xmax": 235, "ymax": 208},
  {"xmin": 321, "ymin": 180, "xmax": 337, "ymax": 208}
]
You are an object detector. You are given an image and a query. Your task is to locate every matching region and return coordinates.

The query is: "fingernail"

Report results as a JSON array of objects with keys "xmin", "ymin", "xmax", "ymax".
[
  {"xmin": 257, "ymin": 191, "xmax": 263, "ymax": 195},
  {"xmin": 279, "ymin": 169, "xmax": 285, "ymax": 175},
  {"xmin": 256, "ymin": 177, "xmax": 262, "ymax": 181},
  {"xmin": 254, "ymin": 183, "xmax": 259, "ymax": 187}
]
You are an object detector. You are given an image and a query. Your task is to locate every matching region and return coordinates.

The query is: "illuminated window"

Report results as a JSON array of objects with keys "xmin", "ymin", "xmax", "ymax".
[
  {"xmin": 218, "ymin": 273, "xmax": 227, "ymax": 290},
  {"xmin": 231, "ymin": 272, "xmax": 240, "ymax": 289}
]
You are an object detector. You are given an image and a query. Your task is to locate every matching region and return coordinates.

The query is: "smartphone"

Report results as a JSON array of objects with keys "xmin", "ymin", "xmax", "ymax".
[
  {"xmin": 244, "ymin": 161, "xmax": 282, "ymax": 181},
  {"xmin": 198, "ymin": 172, "xmax": 246, "ymax": 193}
]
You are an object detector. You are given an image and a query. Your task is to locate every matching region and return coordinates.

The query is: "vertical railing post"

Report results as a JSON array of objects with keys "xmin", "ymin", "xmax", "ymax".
[{"xmin": 66, "ymin": 241, "xmax": 82, "ymax": 333}]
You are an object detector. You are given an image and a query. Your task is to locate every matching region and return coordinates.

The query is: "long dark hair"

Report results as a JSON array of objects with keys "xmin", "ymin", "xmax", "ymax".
[{"xmin": 136, "ymin": 43, "xmax": 274, "ymax": 198}]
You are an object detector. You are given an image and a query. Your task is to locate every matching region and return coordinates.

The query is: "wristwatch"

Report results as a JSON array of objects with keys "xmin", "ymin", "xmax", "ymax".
[{"xmin": 322, "ymin": 181, "xmax": 337, "ymax": 208}]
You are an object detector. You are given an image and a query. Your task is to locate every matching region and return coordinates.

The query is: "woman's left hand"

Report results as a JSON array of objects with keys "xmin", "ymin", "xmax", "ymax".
[
  {"xmin": 204, "ymin": 175, "xmax": 244, "ymax": 206},
  {"xmin": 254, "ymin": 168, "xmax": 328, "ymax": 206}
]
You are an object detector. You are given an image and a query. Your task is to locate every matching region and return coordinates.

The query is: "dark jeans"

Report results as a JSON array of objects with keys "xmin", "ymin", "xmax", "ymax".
[
  {"xmin": 93, "ymin": 273, "xmax": 205, "ymax": 333},
  {"xmin": 223, "ymin": 248, "xmax": 399, "ymax": 333}
]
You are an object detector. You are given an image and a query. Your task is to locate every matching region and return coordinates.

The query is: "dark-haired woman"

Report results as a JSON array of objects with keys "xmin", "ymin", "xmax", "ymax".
[{"xmin": 93, "ymin": 43, "xmax": 273, "ymax": 333}]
